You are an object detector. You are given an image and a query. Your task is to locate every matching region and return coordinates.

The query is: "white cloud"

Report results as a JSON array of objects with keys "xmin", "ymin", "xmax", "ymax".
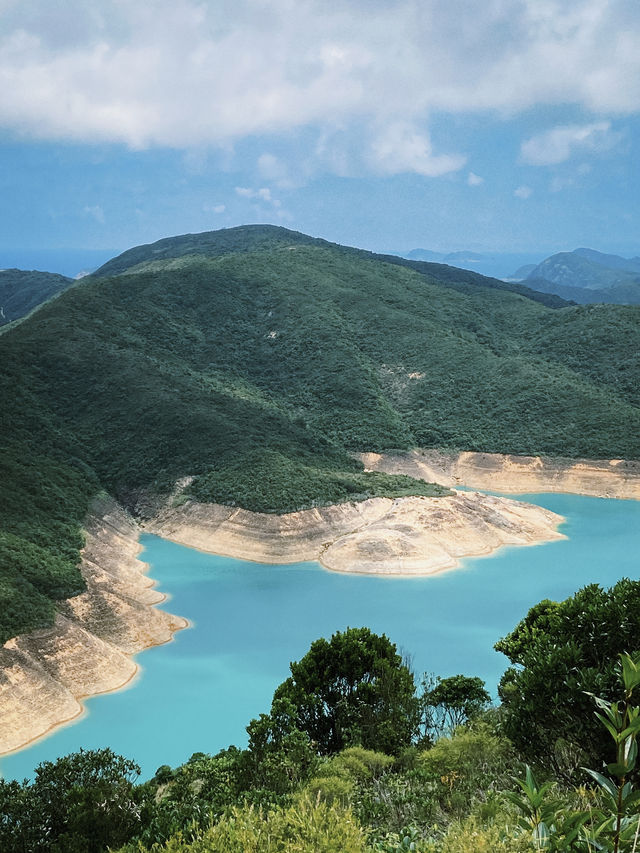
[
  {"xmin": 235, "ymin": 187, "xmax": 273, "ymax": 202},
  {"xmin": 258, "ymin": 153, "xmax": 286, "ymax": 181},
  {"xmin": 83, "ymin": 204, "xmax": 105, "ymax": 223},
  {"xmin": 368, "ymin": 122, "xmax": 466, "ymax": 177},
  {"xmin": 235, "ymin": 185, "xmax": 289, "ymax": 217},
  {"xmin": 203, "ymin": 202, "xmax": 226, "ymax": 213},
  {"xmin": 514, "ymin": 185, "xmax": 533, "ymax": 199},
  {"xmin": 520, "ymin": 121, "xmax": 617, "ymax": 165},
  {"xmin": 0, "ymin": 0, "xmax": 639, "ymax": 177},
  {"xmin": 467, "ymin": 171, "xmax": 484, "ymax": 186}
]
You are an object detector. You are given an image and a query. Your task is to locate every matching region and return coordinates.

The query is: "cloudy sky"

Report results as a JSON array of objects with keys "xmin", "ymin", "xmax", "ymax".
[{"xmin": 1, "ymin": 0, "xmax": 639, "ymax": 271}]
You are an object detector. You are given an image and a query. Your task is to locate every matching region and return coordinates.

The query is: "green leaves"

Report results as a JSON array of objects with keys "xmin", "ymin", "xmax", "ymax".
[
  {"xmin": 582, "ymin": 768, "xmax": 618, "ymax": 801},
  {"xmin": 272, "ymin": 627, "xmax": 420, "ymax": 756},
  {"xmin": 620, "ymin": 652, "xmax": 640, "ymax": 695},
  {"xmin": 422, "ymin": 675, "xmax": 491, "ymax": 737},
  {"xmin": 581, "ymin": 653, "xmax": 640, "ymax": 852},
  {"xmin": 504, "ymin": 652, "xmax": 640, "ymax": 853},
  {"xmin": 505, "ymin": 765, "xmax": 558, "ymax": 846},
  {"xmin": 497, "ymin": 585, "xmax": 640, "ymax": 778}
]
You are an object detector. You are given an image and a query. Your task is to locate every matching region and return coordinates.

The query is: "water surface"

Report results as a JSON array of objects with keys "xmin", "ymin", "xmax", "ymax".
[{"xmin": 2, "ymin": 493, "xmax": 638, "ymax": 780}]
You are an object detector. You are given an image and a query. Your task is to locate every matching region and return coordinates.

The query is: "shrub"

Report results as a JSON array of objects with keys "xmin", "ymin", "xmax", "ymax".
[{"xmin": 134, "ymin": 793, "xmax": 367, "ymax": 852}]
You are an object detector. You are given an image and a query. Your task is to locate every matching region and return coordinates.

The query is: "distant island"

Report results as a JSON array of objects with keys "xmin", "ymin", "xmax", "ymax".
[{"xmin": 509, "ymin": 246, "xmax": 640, "ymax": 304}]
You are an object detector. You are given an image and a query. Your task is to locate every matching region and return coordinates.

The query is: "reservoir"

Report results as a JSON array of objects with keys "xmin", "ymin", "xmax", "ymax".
[{"xmin": 1, "ymin": 493, "xmax": 639, "ymax": 781}]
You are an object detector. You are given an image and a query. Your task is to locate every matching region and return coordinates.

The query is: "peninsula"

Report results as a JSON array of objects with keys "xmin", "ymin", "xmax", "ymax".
[{"xmin": 148, "ymin": 490, "xmax": 565, "ymax": 575}]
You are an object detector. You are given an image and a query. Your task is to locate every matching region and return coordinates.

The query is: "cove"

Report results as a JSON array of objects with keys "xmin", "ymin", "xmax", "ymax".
[{"xmin": 1, "ymin": 493, "xmax": 639, "ymax": 782}]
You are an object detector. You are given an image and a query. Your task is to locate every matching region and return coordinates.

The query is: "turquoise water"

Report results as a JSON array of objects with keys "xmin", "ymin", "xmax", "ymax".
[{"xmin": 2, "ymin": 493, "xmax": 639, "ymax": 781}]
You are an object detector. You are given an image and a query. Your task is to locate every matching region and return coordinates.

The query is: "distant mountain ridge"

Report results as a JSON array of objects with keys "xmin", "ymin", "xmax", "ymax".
[
  {"xmin": 403, "ymin": 248, "xmax": 485, "ymax": 263},
  {"xmin": 96, "ymin": 225, "xmax": 567, "ymax": 309},
  {"xmin": 512, "ymin": 248, "xmax": 640, "ymax": 305},
  {"xmin": 0, "ymin": 269, "xmax": 74, "ymax": 326},
  {"xmin": 573, "ymin": 247, "xmax": 640, "ymax": 274},
  {"xmin": 398, "ymin": 247, "xmax": 547, "ymax": 279}
]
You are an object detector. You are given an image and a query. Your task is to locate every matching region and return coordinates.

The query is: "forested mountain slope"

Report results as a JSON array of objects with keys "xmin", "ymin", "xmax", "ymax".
[
  {"xmin": 0, "ymin": 268, "xmax": 74, "ymax": 325},
  {"xmin": 1, "ymin": 225, "xmax": 639, "ymax": 643},
  {"xmin": 95, "ymin": 224, "xmax": 568, "ymax": 308}
]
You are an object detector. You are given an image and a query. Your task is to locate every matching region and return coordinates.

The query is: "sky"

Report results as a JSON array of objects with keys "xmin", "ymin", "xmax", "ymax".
[{"xmin": 1, "ymin": 0, "xmax": 639, "ymax": 274}]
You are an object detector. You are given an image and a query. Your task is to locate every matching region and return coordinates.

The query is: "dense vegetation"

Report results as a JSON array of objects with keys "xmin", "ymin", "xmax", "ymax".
[
  {"xmin": 2, "ymin": 597, "xmax": 640, "ymax": 853},
  {"xmin": 497, "ymin": 578, "xmax": 640, "ymax": 777},
  {"xmin": 0, "ymin": 268, "xmax": 74, "ymax": 326},
  {"xmin": 1, "ymin": 224, "xmax": 639, "ymax": 641},
  {"xmin": 95, "ymin": 224, "xmax": 567, "ymax": 308}
]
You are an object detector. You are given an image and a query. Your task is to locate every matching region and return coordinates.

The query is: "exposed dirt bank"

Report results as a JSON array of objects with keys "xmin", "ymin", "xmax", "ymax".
[
  {"xmin": 1, "ymin": 460, "xmax": 582, "ymax": 757},
  {"xmin": 360, "ymin": 450, "xmax": 640, "ymax": 500},
  {"xmin": 148, "ymin": 491, "xmax": 565, "ymax": 576},
  {"xmin": 0, "ymin": 496, "xmax": 187, "ymax": 757}
]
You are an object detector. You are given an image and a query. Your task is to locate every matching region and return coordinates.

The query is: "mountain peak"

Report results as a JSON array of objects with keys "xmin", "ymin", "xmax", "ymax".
[{"xmin": 93, "ymin": 225, "xmax": 330, "ymax": 277}]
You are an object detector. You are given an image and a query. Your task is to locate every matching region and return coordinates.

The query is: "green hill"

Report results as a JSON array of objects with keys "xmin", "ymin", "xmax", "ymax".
[
  {"xmin": 1, "ymin": 225, "xmax": 639, "ymax": 643},
  {"xmin": 0, "ymin": 268, "xmax": 74, "ymax": 326},
  {"xmin": 525, "ymin": 248, "xmax": 640, "ymax": 304},
  {"xmin": 95, "ymin": 224, "xmax": 568, "ymax": 308}
]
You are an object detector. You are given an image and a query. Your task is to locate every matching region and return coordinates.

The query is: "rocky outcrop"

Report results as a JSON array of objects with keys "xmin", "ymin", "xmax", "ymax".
[
  {"xmin": 0, "ymin": 497, "xmax": 187, "ymax": 756},
  {"xmin": 320, "ymin": 492, "xmax": 565, "ymax": 574},
  {"xmin": 360, "ymin": 450, "xmax": 640, "ymax": 500},
  {"xmin": 148, "ymin": 490, "xmax": 565, "ymax": 576},
  {"xmin": 147, "ymin": 498, "xmax": 393, "ymax": 563}
]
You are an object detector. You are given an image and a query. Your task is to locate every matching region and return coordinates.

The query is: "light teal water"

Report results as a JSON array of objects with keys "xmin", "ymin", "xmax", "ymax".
[{"xmin": 2, "ymin": 493, "xmax": 639, "ymax": 781}]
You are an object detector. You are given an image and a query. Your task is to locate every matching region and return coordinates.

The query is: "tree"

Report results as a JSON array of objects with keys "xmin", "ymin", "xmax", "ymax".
[
  {"xmin": 272, "ymin": 627, "xmax": 420, "ymax": 755},
  {"xmin": 30, "ymin": 748, "xmax": 142, "ymax": 852},
  {"xmin": 506, "ymin": 652, "xmax": 640, "ymax": 853},
  {"xmin": 495, "ymin": 579, "xmax": 640, "ymax": 777},
  {"xmin": 242, "ymin": 697, "xmax": 319, "ymax": 797},
  {"xmin": 423, "ymin": 674, "xmax": 491, "ymax": 737},
  {"xmin": 0, "ymin": 779, "xmax": 43, "ymax": 853}
]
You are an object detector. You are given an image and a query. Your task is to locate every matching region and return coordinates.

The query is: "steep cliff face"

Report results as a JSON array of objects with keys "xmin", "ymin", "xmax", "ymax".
[
  {"xmin": 360, "ymin": 450, "xmax": 640, "ymax": 500},
  {"xmin": 0, "ymin": 498, "xmax": 186, "ymax": 756},
  {"xmin": 148, "ymin": 490, "xmax": 565, "ymax": 576}
]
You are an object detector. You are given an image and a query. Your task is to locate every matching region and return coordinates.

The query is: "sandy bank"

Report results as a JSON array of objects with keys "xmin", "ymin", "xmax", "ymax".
[
  {"xmin": 0, "ymin": 496, "xmax": 187, "ymax": 757},
  {"xmin": 147, "ymin": 490, "xmax": 565, "ymax": 576},
  {"xmin": 360, "ymin": 450, "xmax": 640, "ymax": 500},
  {"xmin": 0, "ymin": 459, "xmax": 582, "ymax": 757}
]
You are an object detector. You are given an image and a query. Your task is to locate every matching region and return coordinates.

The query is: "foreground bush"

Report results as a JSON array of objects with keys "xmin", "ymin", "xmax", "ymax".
[
  {"xmin": 496, "ymin": 580, "xmax": 640, "ymax": 777},
  {"xmin": 131, "ymin": 793, "xmax": 366, "ymax": 853},
  {"xmin": 431, "ymin": 816, "xmax": 534, "ymax": 853}
]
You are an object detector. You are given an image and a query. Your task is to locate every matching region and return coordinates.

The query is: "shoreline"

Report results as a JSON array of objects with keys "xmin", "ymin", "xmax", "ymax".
[
  {"xmin": 0, "ymin": 664, "xmax": 138, "ymax": 760},
  {"xmin": 147, "ymin": 489, "xmax": 566, "ymax": 577},
  {"xmin": 0, "ymin": 609, "xmax": 195, "ymax": 761},
  {"xmin": 0, "ymin": 498, "xmax": 188, "ymax": 758},
  {"xmin": 3, "ymin": 448, "xmax": 638, "ymax": 761},
  {"xmin": 317, "ymin": 530, "xmax": 562, "ymax": 579},
  {"xmin": 360, "ymin": 450, "xmax": 640, "ymax": 500}
]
